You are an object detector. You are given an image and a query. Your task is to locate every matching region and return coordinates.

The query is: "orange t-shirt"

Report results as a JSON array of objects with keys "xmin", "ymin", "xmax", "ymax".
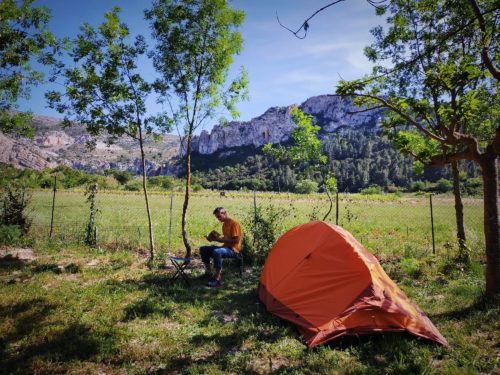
[{"xmin": 222, "ymin": 218, "xmax": 242, "ymax": 252}]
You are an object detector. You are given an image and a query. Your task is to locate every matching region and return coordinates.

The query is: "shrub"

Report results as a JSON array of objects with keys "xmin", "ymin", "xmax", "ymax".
[
  {"xmin": 243, "ymin": 203, "xmax": 295, "ymax": 265},
  {"xmin": 124, "ymin": 180, "xmax": 142, "ymax": 191},
  {"xmin": 192, "ymin": 184, "xmax": 203, "ymax": 192},
  {"xmin": 410, "ymin": 180, "xmax": 427, "ymax": 192},
  {"xmin": 294, "ymin": 179, "xmax": 318, "ymax": 194},
  {"xmin": 435, "ymin": 178, "xmax": 453, "ymax": 193},
  {"xmin": 399, "ymin": 258, "xmax": 422, "ymax": 278},
  {"xmin": 360, "ymin": 184, "xmax": 383, "ymax": 195},
  {"xmin": 0, "ymin": 225, "xmax": 24, "ymax": 246},
  {"xmin": 104, "ymin": 169, "xmax": 133, "ymax": 185},
  {"xmin": 0, "ymin": 187, "xmax": 32, "ymax": 234}
]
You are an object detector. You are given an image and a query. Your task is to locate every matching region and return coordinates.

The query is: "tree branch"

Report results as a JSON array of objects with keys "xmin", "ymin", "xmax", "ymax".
[{"xmin": 276, "ymin": 0, "xmax": 346, "ymax": 39}]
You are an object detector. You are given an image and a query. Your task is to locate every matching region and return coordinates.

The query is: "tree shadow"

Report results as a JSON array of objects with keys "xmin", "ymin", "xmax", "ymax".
[
  {"xmin": 0, "ymin": 255, "xmax": 31, "ymax": 270},
  {"xmin": 0, "ymin": 297, "xmax": 118, "ymax": 374},
  {"xmin": 430, "ymin": 293, "xmax": 497, "ymax": 320}
]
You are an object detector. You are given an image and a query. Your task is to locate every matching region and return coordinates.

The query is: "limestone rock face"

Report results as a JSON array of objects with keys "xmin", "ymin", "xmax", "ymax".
[
  {"xmin": 193, "ymin": 106, "xmax": 295, "ymax": 155},
  {"xmin": 1, "ymin": 115, "xmax": 181, "ymax": 175},
  {"xmin": 2, "ymin": 95, "xmax": 381, "ymax": 174},
  {"xmin": 191, "ymin": 95, "xmax": 380, "ymax": 155},
  {"xmin": 0, "ymin": 132, "xmax": 60, "ymax": 170}
]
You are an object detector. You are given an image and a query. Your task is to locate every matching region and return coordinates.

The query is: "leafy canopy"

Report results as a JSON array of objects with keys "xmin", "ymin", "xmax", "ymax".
[
  {"xmin": 46, "ymin": 7, "xmax": 171, "ymax": 144},
  {"xmin": 0, "ymin": 0, "xmax": 60, "ymax": 137},
  {"xmin": 145, "ymin": 0, "xmax": 249, "ymax": 132}
]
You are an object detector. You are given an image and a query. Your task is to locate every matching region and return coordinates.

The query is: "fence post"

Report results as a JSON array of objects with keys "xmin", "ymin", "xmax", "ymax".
[
  {"xmin": 335, "ymin": 191, "xmax": 339, "ymax": 225},
  {"xmin": 430, "ymin": 194, "xmax": 436, "ymax": 255},
  {"xmin": 168, "ymin": 190, "xmax": 173, "ymax": 253},
  {"xmin": 49, "ymin": 176, "xmax": 57, "ymax": 238}
]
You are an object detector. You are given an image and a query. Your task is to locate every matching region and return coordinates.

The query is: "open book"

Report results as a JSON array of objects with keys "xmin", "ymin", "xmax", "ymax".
[{"xmin": 205, "ymin": 230, "xmax": 221, "ymax": 242}]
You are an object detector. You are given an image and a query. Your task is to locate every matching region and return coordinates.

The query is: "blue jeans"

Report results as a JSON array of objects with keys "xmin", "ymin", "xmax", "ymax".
[{"xmin": 200, "ymin": 245, "xmax": 236, "ymax": 270}]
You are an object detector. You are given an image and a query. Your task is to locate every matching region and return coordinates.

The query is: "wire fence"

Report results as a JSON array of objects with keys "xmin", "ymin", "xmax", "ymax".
[{"xmin": 27, "ymin": 188, "xmax": 484, "ymax": 260}]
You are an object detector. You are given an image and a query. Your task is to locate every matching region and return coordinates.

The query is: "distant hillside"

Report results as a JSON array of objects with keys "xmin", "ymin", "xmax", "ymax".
[
  {"xmin": 0, "ymin": 115, "xmax": 181, "ymax": 175},
  {"xmin": 1, "ymin": 95, "xmax": 472, "ymax": 192}
]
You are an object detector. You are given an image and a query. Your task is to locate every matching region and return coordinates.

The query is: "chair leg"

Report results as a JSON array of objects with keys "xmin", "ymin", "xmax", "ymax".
[{"xmin": 169, "ymin": 257, "xmax": 191, "ymax": 286}]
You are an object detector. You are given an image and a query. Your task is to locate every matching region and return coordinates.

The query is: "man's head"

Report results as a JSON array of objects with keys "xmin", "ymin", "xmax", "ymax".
[{"xmin": 213, "ymin": 207, "xmax": 229, "ymax": 222}]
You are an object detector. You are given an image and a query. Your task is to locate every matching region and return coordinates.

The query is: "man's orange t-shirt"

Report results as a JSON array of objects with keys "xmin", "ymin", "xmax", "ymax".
[{"xmin": 222, "ymin": 218, "xmax": 242, "ymax": 252}]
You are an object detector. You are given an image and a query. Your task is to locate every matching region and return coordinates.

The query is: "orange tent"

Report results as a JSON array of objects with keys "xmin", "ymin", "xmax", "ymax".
[{"xmin": 258, "ymin": 221, "xmax": 448, "ymax": 347}]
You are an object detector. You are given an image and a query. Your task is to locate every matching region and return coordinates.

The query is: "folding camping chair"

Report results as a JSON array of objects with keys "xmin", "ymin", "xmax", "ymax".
[
  {"xmin": 169, "ymin": 256, "xmax": 191, "ymax": 286},
  {"xmin": 229, "ymin": 252, "xmax": 244, "ymax": 279}
]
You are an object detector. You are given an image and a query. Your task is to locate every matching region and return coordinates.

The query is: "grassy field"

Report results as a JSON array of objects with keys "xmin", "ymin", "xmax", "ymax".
[
  {"xmin": 1, "ymin": 190, "xmax": 497, "ymax": 374},
  {"xmin": 28, "ymin": 190, "xmax": 484, "ymax": 259}
]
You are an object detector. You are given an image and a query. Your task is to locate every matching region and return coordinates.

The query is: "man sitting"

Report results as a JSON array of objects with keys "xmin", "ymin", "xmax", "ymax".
[{"xmin": 200, "ymin": 207, "xmax": 242, "ymax": 287}]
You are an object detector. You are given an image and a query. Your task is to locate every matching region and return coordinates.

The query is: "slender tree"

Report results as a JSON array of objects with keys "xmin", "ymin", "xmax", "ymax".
[
  {"xmin": 264, "ymin": 106, "xmax": 337, "ymax": 220},
  {"xmin": 146, "ymin": 0, "xmax": 249, "ymax": 258},
  {"xmin": 0, "ymin": 0, "xmax": 61, "ymax": 136},
  {"xmin": 337, "ymin": 0, "xmax": 500, "ymax": 296},
  {"xmin": 46, "ymin": 8, "xmax": 172, "ymax": 264}
]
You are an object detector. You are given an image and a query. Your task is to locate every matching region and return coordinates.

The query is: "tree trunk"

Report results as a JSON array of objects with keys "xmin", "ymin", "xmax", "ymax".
[
  {"xmin": 138, "ymin": 127, "xmax": 155, "ymax": 264},
  {"xmin": 181, "ymin": 134, "xmax": 192, "ymax": 258},
  {"xmin": 451, "ymin": 160, "xmax": 467, "ymax": 251},
  {"xmin": 480, "ymin": 153, "xmax": 500, "ymax": 296}
]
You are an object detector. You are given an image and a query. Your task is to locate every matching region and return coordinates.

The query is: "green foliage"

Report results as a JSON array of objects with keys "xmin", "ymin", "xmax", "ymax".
[
  {"xmin": 243, "ymin": 204, "xmax": 295, "ymax": 265},
  {"xmin": 436, "ymin": 178, "xmax": 453, "ymax": 193},
  {"xmin": 399, "ymin": 257, "xmax": 422, "ymax": 278},
  {"xmin": 146, "ymin": 0, "xmax": 248, "ymax": 130},
  {"xmin": 336, "ymin": 0, "xmax": 499, "ymax": 180},
  {"xmin": 148, "ymin": 176, "xmax": 179, "ymax": 190},
  {"xmin": 124, "ymin": 180, "xmax": 142, "ymax": 191},
  {"xmin": 0, "ymin": 0, "xmax": 61, "ymax": 136},
  {"xmin": 264, "ymin": 106, "xmax": 326, "ymax": 167},
  {"xmin": 294, "ymin": 179, "xmax": 319, "ymax": 194},
  {"xmin": 46, "ymin": 7, "xmax": 171, "ymax": 141},
  {"xmin": 0, "ymin": 186, "xmax": 32, "ymax": 235},
  {"xmin": 360, "ymin": 184, "xmax": 384, "ymax": 195},
  {"xmin": 0, "ymin": 224, "xmax": 24, "ymax": 246},
  {"xmin": 105, "ymin": 169, "xmax": 132, "ymax": 185}
]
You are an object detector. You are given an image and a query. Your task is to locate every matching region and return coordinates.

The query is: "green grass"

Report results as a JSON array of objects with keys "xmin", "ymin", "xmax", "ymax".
[
  {"xmin": 27, "ymin": 190, "xmax": 484, "ymax": 259},
  {"xmin": 0, "ymin": 190, "xmax": 495, "ymax": 374},
  {"xmin": 0, "ymin": 242, "xmax": 498, "ymax": 374}
]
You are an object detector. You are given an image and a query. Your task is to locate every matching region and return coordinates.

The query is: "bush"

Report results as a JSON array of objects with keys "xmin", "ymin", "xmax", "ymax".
[
  {"xmin": 360, "ymin": 184, "xmax": 383, "ymax": 195},
  {"xmin": 410, "ymin": 180, "xmax": 427, "ymax": 192},
  {"xmin": 192, "ymin": 184, "xmax": 203, "ymax": 192},
  {"xmin": 0, "ymin": 187, "xmax": 32, "ymax": 234},
  {"xmin": 124, "ymin": 180, "xmax": 142, "ymax": 191},
  {"xmin": 463, "ymin": 177, "xmax": 482, "ymax": 196},
  {"xmin": 399, "ymin": 258, "xmax": 422, "ymax": 278},
  {"xmin": 435, "ymin": 178, "xmax": 453, "ymax": 193},
  {"xmin": 294, "ymin": 179, "xmax": 318, "ymax": 194},
  {"xmin": 0, "ymin": 225, "xmax": 24, "ymax": 246},
  {"xmin": 243, "ymin": 204, "xmax": 295, "ymax": 265}
]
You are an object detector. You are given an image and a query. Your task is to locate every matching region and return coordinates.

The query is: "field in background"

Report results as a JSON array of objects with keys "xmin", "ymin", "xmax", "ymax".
[{"xmin": 28, "ymin": 190, "xmax": 484, "ymax": 259}]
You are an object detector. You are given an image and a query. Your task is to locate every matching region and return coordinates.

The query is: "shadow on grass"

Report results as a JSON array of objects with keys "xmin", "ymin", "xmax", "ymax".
[
  {"xmin": 430, "ymin": 293, "xmax": 499, "ymax": 320},
  {"xmin": 118, "ymin": 267, "xmax": 297, "ymax": 373},
  {"xmin": 0, "ymin": 298, "xmax": 118, "ymax": 374},
  {"xmin": 0, "ymin": 255, "xmax": 30, "ymax": 270}
]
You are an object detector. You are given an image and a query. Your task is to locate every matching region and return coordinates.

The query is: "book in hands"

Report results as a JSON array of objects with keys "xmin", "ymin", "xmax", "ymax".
[{"xmin": 205, "ymin": 230, "xmax": 221, "ymax": 242}]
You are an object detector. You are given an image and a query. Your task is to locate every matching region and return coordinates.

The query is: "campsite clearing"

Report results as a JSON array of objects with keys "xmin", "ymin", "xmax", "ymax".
[{"xmin": 0, "ymin": 239, "xmax": 498, "ymax": 374}]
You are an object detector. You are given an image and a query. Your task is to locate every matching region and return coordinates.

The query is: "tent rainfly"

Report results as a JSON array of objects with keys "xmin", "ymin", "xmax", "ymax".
[{"xmin": 259, "ymin": 221, "xmax": 448, "ymax": 347}]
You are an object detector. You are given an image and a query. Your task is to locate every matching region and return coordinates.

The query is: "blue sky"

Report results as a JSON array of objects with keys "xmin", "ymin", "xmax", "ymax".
[{"xmin": 21, "ymin": 0, "xmax": 382, "ymax": 130}]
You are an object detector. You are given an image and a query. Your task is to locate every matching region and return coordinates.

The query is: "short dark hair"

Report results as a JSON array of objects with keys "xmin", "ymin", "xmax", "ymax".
[{"xmin": 213, "ymin": 207, "xmax": 226, "ymax": 215}]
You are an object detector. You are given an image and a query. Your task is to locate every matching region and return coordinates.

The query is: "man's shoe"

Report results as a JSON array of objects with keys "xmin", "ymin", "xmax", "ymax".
[{"xmin": 207, "ymin": 279, "xmax": 222, "ymax": 288}]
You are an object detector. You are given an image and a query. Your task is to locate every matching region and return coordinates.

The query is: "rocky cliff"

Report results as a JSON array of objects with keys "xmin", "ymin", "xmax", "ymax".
[
  {"xmin": 1, "ymin": 95, "xmax": 381, "ymax": 174},
  {"xmin": 191, "ymin": 95, "xmax": 381, "ymax": 155},
  {"xmin": 0, "ymin": 115, "xmax": 181, "ymax": 175}
]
